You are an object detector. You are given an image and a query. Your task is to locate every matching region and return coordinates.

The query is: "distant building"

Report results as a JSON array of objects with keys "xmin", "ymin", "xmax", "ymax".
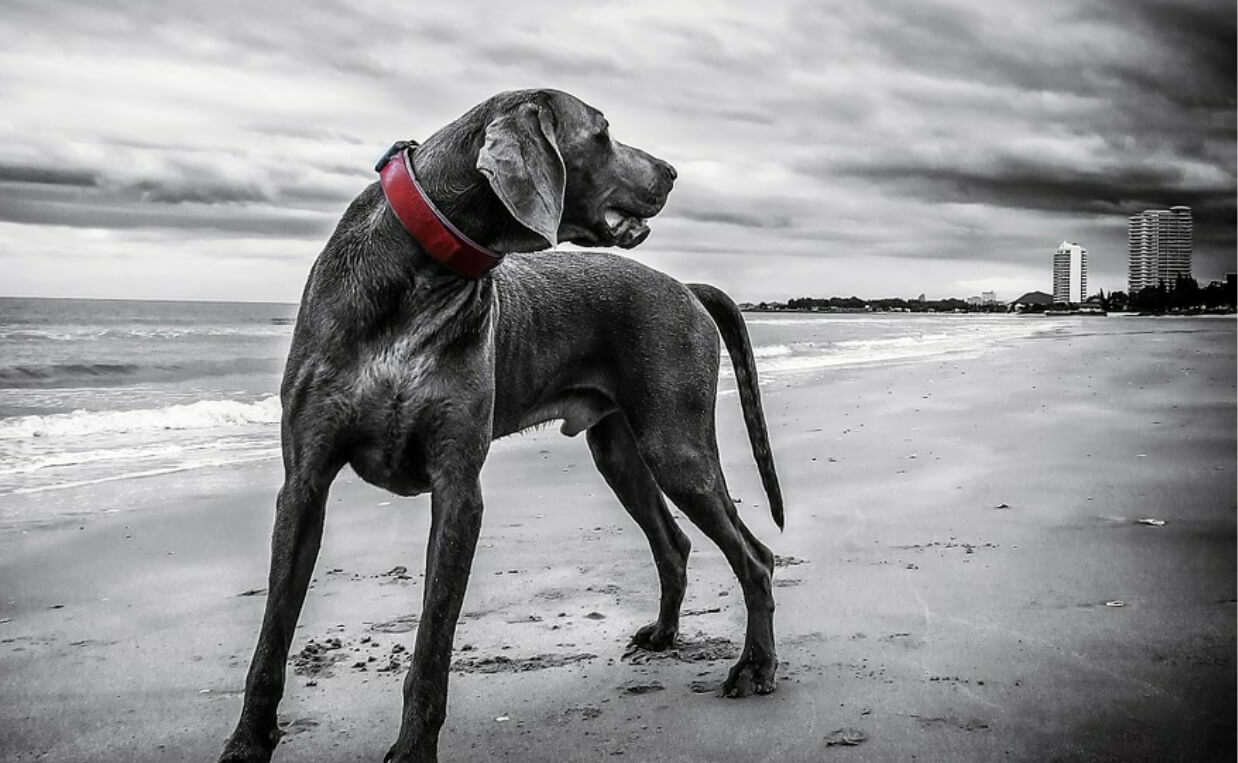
[
  {"xmin": 1053, "ymin": 241, "xmax": 1088, "ymax": 304},
  {"xmin": 1010, "ymin": 291, "xmax": 1054, "ymax": 312},
  {"xmin": 980, "ymin": 291, "xmax": 996, "ymax": 305},
  {"xmin": 966, "ymin": 296, "xmax": 982, "ymax": 306},
  {"xmin": 1128, "ymin": 206, "xmax": 1192, "ymax": 292}
]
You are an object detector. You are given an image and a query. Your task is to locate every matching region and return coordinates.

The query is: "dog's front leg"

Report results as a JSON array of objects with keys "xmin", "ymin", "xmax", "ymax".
[
  {"xmin": 221, "ymin": 463, "xmax": 340, "ymax": 763},
  {"xmin": 385, "ymin": 476, "xmax": 485, "ymax": 763}
]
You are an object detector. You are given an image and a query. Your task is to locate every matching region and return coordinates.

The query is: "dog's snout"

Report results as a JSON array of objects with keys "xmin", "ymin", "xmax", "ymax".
[{"xmin": 659, "ymin": 159, "xmax": 677, "ymax": 182}]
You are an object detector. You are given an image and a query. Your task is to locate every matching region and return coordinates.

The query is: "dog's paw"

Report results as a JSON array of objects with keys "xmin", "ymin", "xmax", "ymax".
[
  {"xmin": 722, "ymin": 653, "xmax": 778, "ymax": 698},
  {"xmin": 218, "ymin": 726, "xmax": 280, "ymax": 763},
  {"xmin": 629, "ymin": 621, "xmax": 678, "ymax": 652},
  {"xmin": 385, "ymin": 743, "xmax": 438, "ymax": 763},
  {"xmin": 218, "ymin": 740, "xmax": 274, "ymax": 763}
]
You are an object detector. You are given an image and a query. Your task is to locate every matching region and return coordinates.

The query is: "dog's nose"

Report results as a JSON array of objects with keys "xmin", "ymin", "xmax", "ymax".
[{"xmin": 660, "ymin": 160, "xmax": 678, "ymax": 181}]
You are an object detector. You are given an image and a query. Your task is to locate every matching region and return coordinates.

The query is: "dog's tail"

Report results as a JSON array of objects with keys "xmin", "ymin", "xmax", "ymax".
[{"xmin": 687, "ymin": 283, "xmax": 785, "ymax": 530}]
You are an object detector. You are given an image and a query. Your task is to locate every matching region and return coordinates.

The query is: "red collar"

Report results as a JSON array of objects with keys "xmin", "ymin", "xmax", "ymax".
[{"xmin": 376, "ymin": 142, "xmax": 504, "ymax": 278}]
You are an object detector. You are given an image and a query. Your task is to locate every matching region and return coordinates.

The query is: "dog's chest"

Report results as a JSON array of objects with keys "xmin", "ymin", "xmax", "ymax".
[
  {"xmin": 354, "ymin": 336, "xmax": 435, "ymax": 396},
  {"xmin": 342, "ymin": 337, "xmax": 441, "ymax": 493}
]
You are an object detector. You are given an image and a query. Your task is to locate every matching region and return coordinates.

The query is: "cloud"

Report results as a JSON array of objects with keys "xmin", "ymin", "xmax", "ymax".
[{"xmin": 0, "ymin": 0, "xmax": 1233, "ymax": 301}]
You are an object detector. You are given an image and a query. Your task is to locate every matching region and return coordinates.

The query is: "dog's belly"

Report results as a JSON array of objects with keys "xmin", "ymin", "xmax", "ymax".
[{"xmin": 502, "ymin": 389, "xmax": 616, "ymax": 438}]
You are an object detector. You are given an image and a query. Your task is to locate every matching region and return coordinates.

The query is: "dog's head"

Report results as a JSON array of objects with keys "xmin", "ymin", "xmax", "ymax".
[{"xmin": 467, "ymin": 89, "xmax": 676, "ymax": 251}]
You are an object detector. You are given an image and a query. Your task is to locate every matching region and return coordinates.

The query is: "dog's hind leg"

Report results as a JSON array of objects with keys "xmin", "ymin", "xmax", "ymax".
[
  {"xmin": 633, "ymin": 417, "xmax": 778, "ymax": 698},
  {"xmin": 221, "ymin": 435, "xmax": 342, "ymax": 762},
  {"xmin": 587, "ymin": 412, "xmax": 691, "ymax": 651}
]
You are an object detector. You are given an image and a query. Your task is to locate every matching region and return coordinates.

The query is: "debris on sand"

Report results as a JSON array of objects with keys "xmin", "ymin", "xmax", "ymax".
[
  {"xmin": 381, "ymin": 565, "xmax": 412, "ymax": 580},
  {"xmin": 687, "ymin": 680, "xmax": 716, "ymax": 694},
  {"xmin": 823, "ymin": 727, "xmax": 868, "ymax": 746},
  {"xmin": 1135, "ymin": 518, "xmax": 1166, "ymax": 527},
  {"xmin": 376, "ymin": 658, "xmax": 402, "ymax": 673},
  {"xmin": 774, "ymin": 554, "xmax": 808, "ymax": 567},
  {"xmin": 624, "ymin": 634, "xmax": 739, "ymax": 664},
  {"xmin": 292, "ymin": 638, "xmax": 345, "ymax": 677},
  {"xmin": 451, "ymin": 652, "xmax": 596, "ymax": 674},
  {"xmin": 584, "ymin": 611, "xmax": 607, "ymax": 620},
  {"xmin": 621, "ymin": 681, "xmax": 664, "ymax": 695},
  {"xmin": 235, "ymin": 587, "xmax": 267, "ymax": 597},
  {"xmin": 1104, "ymin": 600, "xmax": 1126, "ymax": 608},
  {"xmin": 682, "ymin": 607, "xmax": 723, "ymax": 617},
  {"xmin": 993, "ymin": 503, "xmax": 1011, "ymax": 510},
  {"xmin": 564, "ymin": 705, "xmax": 603, "ymax": 720},
  {"xmin": 912, "ymin": 715, "xmax": 990, "ymax": 731}
]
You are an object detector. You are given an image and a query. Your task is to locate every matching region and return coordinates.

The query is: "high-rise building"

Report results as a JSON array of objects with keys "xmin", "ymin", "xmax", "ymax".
[
  {"xmin": 1128, "ymin": 206, "xmax": 1192, "ymax": 293},
  {"xmin": 1053, "ymin": 241, "xmax": 1087, "ymax": 304},
  {"xmin": 980, "ymin": 291, "xmax": 996, "ymax": 305}
]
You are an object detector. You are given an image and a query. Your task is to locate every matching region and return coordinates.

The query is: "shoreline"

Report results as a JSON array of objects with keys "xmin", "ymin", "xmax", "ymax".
[{"xmin": 1, "ymin": 317, "xmax": 1234, "ymax": 761}]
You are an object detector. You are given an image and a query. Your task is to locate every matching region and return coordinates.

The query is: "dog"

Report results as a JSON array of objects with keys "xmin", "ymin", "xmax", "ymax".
[{"xmin": 220, "ymin": 88, "xmax": 784, "ymax": 762}]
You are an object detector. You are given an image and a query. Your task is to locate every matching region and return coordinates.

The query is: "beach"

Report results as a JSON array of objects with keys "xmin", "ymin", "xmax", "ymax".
[{"xmin": 0, "ymin": 312, "xmax": 1233, "ymax": 762}]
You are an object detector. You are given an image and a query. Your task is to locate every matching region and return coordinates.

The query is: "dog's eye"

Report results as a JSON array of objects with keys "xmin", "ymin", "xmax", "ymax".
[{"xmin": 595, "ymin": 123, "xmax": 610, "ymax": 143}]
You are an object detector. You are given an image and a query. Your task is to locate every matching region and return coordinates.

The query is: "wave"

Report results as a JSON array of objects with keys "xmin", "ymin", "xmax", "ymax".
[
  {"xmin": 0, "ymin": 325, "xmax": 294, "ymax": 341},
  {"xmin": 0, "ymin": 357, "xmax": 281, "ymax": 388},
  {"xmin": 752, "ymin": 344, "xmax": 794, "ymax": 358},
  {"xmin": 731, "ymin": 323, "xmax": 1050, "ymax": 377},
  {"xmin": 0, "ymin": 363, "xmax": 140, "ymax": 385},
  {"xmin": 0, "ymin": 395, "xmax": 282, "ymax": 439}
]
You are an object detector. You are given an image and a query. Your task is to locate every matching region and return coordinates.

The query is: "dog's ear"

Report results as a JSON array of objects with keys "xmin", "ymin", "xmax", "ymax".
[{"xmin": 476, "ymin": 102, "xmax": 565, "ymax": 248}]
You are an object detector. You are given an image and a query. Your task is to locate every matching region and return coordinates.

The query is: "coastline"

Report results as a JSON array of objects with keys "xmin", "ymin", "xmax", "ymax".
[{"xmin": 0, "ymin": 316, "xmax": 1234, "ymax": 761}]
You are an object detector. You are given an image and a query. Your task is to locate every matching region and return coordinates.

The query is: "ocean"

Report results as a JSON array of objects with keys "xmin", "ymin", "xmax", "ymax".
[{"xmin": 0, "ymin": 297, "xmax": 1051, "ymax": 504}]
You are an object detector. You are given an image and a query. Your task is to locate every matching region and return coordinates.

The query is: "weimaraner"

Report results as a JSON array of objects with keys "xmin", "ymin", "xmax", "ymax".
[{"xmin": 220, "ymin": 88, "xmax": 784, "ymax": 762}]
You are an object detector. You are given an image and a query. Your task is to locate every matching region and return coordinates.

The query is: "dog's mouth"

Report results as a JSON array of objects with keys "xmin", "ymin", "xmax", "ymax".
[{"xmin": 602, "ymin": 206, "xmax": 651, "ymax": 249}]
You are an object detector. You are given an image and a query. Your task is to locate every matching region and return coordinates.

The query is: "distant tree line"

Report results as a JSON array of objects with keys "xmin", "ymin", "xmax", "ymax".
[
  {"xmin": 1115, "ymin": 276, "xmax": 1236, "ymax": 313},
  {"xmin": 760, "ymin": 296, "xmax": 1011, "ymax": 313},
  {"xmin": 752, "ymin": 276, "xmax": 1236, "ymax": 315}
]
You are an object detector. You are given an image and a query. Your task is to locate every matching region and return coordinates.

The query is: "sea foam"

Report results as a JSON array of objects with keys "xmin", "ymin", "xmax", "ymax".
[{"xmin": 0, "ymin": 395, "xmax": 281, "ymax": 439}]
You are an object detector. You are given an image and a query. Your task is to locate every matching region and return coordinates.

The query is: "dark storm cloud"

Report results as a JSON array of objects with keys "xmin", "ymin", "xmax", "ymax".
[
  {"xmin": 835, "ymin": 155, "xmax": 1235, "ymax": 225},
  {"xmin": 0, "ymin": 151, "xmax": 345, "ymax": 238},
  {"xmin": 1084, "ymin": 0, "xmax": 1236, "ymax": 109},
  {"xmin": 0, "ymin": 185, "xmax": 332, "ymax": 238},
  {"xmin": 0, "ymin": 136, "xmax": 367, "ymax": 230},
  {"xmin": 799, "ymin": 0, "xmax": 1235, "ymax": 282},
  {"xmin": 0, "ymin": 164, "xmax": 99, "ymax": 188}
]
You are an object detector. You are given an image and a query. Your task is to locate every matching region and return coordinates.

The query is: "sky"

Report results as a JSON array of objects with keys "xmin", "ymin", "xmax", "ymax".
[{"xmin": 0, "ymin": 0, "xmax": 1233, "ymax": 304}]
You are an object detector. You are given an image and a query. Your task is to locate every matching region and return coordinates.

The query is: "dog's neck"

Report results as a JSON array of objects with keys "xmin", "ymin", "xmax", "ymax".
[
  {"xmin": 411, "ymin": 132, "xmax": 547, "ymax": 255},
  {"xmin": 376, "ymin": 145, "xmax": 504, "ymax": 279}
]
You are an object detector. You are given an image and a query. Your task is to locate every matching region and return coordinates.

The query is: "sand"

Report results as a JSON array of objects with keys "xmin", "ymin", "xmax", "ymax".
[{"xmin": 1, "ymin": 316, "xmax": 1234, "ymax": 762}]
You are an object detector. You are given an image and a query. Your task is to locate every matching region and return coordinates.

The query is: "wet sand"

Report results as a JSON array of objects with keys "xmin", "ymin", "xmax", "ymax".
[{"xmin": 0, "ymin": 316, "xmax": 1234, "ymax": 761}]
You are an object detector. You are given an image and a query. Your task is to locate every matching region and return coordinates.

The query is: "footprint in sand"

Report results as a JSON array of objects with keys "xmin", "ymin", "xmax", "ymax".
[
  {"xmin": 911, "ymin": 715, "xmax": 990, "ymax": 732},
  {"xmin": 280, "ymin": 717, "xmax": 320, "ymax": 738},
  {"xmin": 370, "ymin": 614, "xmax": 420, "ymax": 633}
]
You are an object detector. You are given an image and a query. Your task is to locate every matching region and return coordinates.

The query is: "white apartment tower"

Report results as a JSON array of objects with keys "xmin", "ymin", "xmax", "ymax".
[
  {"xmin": 1128, "ymin": 206, "xmax": 1192, "ymax": 293},
  {"xmin": 1053, "ymin": 241, "xmax": 1087, "ymax": 304}
]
